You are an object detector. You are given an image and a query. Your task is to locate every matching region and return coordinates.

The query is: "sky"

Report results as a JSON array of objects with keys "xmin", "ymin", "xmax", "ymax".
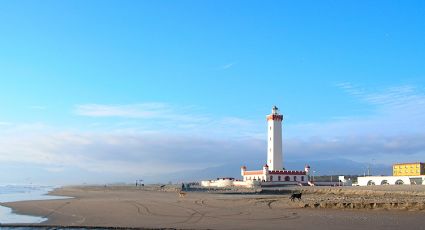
[{"xmin": 0, "ymin": 1, "xmax": 424, "ymax": 185}]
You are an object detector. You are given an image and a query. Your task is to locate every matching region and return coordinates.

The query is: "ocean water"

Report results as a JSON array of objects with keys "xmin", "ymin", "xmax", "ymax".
[{"xmin": 0, "ymin": 185, "xmax": 70, "ymax": 224}]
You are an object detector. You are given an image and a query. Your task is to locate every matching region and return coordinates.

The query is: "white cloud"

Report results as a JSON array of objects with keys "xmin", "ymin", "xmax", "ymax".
[
  {"xmin": 74, "ymin": 103, "xmax": 211, "ymax": 125},
  {"xmin": 0, "ymin": 122, "xmax": 12, "ymax": 126},
  {"xmin": 28, "ymin": 105, "xmax": 46, "ymax": 110},
  {"xmin": 219, "ymin": 62, "xmax": 236, "ymax": 70},
  {"xmin": 288, "ymin": 84, "xmax": 425, "ymax": 138},
  {"xmin": 75, "ymin": 103, "xmax": 169, "ymax": 118},
  {"xmin": 285, "ymin": 134, "xmax": 425, "ymax": 164},
  {"xmin": 0, "ymin": 128, "xmax": 264, "ymax": 178},
  {"xmin": 44, "ymin": 167, "xmax": 66, "ymax": 173},
  {"xmin": 1, "ymin": 85, "xmax": 424, "ymax": 184},
  {"xmin": 74, "ymin": 103, "xmax": 262, "ymax": 138}
]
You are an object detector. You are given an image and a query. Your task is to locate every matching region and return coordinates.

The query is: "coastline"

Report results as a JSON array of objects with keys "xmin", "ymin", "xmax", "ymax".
[
  {"xmin": 0, "ymin": 185, "xmax": 72, "ymax": 225},
  {"xmin": 2, "ymin": 185, "xmax": 425, "ymax": 229}
]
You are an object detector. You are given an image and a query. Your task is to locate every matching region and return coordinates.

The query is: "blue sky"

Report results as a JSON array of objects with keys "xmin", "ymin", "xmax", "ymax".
[{"xmin": 0, "ymin": 1, "xmax": 424, "ymax": 184}]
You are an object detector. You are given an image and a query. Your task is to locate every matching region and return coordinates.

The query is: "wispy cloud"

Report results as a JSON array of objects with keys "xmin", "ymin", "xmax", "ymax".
[
  {"xmin": 75, "ymin": 103, "xmax": 169, "ymax": 118},
  {"xmin": 285, "ymin": 134, "xmax": 425, "ymax": 164},
  {"xmin": 282, "ymin": 83, "xmax": 425, "ymax": 164},
  {"xmin": 337, "ymin": 83, "xmax": 425, "ymax": 110},
  {"xmin": 0, "ymin": 128, "xmax": 264, "ymax": 180},
  {"xmin": 0, "ymin": 122, "xmax": 12, "ymax": 126},
  {"xmin": 28, "ymin": 105, "xmax": 46, "ymax": 110},
  {"xmin": 290, "ymin": 83, "xmax": 425, "ymax": 138},
  {"xmin": 1, "ymin": 85, "xmax": 424, "ymax": 184},
  {"xmin": 74, "ymin": 103, "xmax": 262, "ymax": 138},
  {"xmin": 219, "ymin": 62, "xmax": 236, "ymax": 70}
]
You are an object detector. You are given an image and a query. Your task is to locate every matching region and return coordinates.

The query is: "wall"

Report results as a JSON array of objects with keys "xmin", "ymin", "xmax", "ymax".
[{"xmin": 357, "ymin": 176, "xmax": 425, "ymax": 186}]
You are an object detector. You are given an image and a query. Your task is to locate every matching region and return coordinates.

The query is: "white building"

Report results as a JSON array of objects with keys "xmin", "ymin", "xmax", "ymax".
[
  {"xmin": 200, "ymin": 178, "xmax": 258, "ymax": 188},
  {"xmin": 357, "ymin": 175, "xmax": 425, "ymax": 186}
]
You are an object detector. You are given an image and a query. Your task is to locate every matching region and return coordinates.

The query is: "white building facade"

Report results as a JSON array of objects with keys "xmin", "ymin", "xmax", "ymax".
[
  {"xmin": 357, "ymin": 175, "xmax": 425, "ymax": 186},
  {"xmin": 241, "ymin": 164, "xmax": 307, "ymax": 185}
]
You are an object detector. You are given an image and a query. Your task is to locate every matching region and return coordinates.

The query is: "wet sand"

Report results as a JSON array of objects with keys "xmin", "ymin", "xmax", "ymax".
[{"xmin": 2, "ymin": 185, "xmax": 425, "ymax": 229}]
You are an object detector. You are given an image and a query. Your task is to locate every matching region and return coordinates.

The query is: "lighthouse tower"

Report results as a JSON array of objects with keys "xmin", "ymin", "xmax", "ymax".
[{"xmin": 266, "ymin": 105, "xmax": 284, "ymax": 171}]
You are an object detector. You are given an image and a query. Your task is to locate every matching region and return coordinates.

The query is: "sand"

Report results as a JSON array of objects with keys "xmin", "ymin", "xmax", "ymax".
[{"xmin": 2, "ymin": 185, "xmax": 425, "ymax": 229}]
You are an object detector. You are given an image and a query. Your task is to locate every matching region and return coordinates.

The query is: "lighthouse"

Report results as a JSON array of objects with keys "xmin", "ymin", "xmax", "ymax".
[
  {"xmin": 266, "ymin": 105, "xmax": 283, "ymax": 171},
  {"xmin": 204, "ymin": 105, "xmax": 309, "ymax": 188}
]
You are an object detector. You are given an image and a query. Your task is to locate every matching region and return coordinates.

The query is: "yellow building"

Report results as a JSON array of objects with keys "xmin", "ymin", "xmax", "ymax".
[{"xmin": 393, "ymin": 162, "xmax": 425, "ymax": 176}]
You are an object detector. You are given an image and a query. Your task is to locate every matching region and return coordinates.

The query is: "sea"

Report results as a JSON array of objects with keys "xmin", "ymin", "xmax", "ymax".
[
  {"xmin": 0, "ymin": 185, "xmax": 140, "ymax": 229},
  {"xmin": 0, "ymin": 184, "xmax": 69, "ymax": 225}
]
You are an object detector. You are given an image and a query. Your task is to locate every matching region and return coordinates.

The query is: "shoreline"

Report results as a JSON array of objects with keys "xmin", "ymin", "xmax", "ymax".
[{"xmin": 0, "ymin": 185, "xmax": 72, "ymax": 225}]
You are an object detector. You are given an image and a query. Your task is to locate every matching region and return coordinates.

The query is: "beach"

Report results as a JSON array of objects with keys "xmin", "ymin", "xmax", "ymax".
[{"xmin": 2, "ymin": 185, "xmax": 425, "ymax": 229}]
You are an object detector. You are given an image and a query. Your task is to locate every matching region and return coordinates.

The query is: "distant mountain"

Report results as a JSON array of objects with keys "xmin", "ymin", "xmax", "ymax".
[
  {"xmin": 285, "ymin": 158, "xmax": 392, "ymax": 176},
  {"xmin": 152, "ymin": 158, "xmax": 392, "ymax": 183}
]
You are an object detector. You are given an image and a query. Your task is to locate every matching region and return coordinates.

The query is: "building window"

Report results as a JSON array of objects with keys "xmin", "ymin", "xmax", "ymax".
[
  {"xmin": 293, "ymin": 176, "xmax": 297, "ymax": 181},
  {"xmin": 301, "ymin": 176, "xmax": 304, "ymax": 181},
  {"xmin": 285, "ymin": 176, "xmax": 290, "ymax": 181},
  {"xmin": 278, "ymin": 176, "xmax": 281, "ymax": 181},
  {"xmin": 270, "ymin": 176, "xmax": 273, "ymax": 181}
]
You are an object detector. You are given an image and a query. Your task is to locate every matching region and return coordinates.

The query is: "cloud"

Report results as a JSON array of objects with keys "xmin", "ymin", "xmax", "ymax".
[
  {"xmin": 28, "ymin": 105, "xmax": 46, "ymax": 110},
  {"xmin": 219, "ymin": 62, "xmax": 236, "ymax": 70},
  {"xmin": 0, "ymin": 122, "xmax": 12, "ymax": 126},
  {"xmin": 288, "ymin": 84, "xmax": 425, "ymax": 138},
  {"xmin": 0, "ymin": 128, "xmax": 265, "ymax": 179},
  {"xmin": 285, "ymin": 134, "xmax": 425, "ymax": 164},
  {"xmin": 1, "ymin": 84, "xmax": 424, "ymax": 184},
  {"xmin": 280, "ymin": 83, "xmax": 425, "ymax": 166},
  {"xmin": 74, "ymin": 103, "xmax": 212, "ymax": 125},
  {"xmin": 74, "ymin": 103, "xmax": 262, "ymax": 138},
  {"xmin": 1, "ymin": 123, "xmax": 423, "ymax": 184},
  {"xmin": 337, "ymin": 83, "xmax": 425, "ymax": 112},
  {"xmin": 44, "ymin": 167, "xmax": 66, "ymax": 173},
  {"xmin": 75, "ymin": 103, "xmax": 170, "ymax": 118}
]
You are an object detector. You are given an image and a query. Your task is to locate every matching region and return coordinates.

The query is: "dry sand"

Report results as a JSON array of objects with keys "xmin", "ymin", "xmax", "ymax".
[{"xmin": 2, "ymin": 185, "xmax": 425, "ymax": 229}]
